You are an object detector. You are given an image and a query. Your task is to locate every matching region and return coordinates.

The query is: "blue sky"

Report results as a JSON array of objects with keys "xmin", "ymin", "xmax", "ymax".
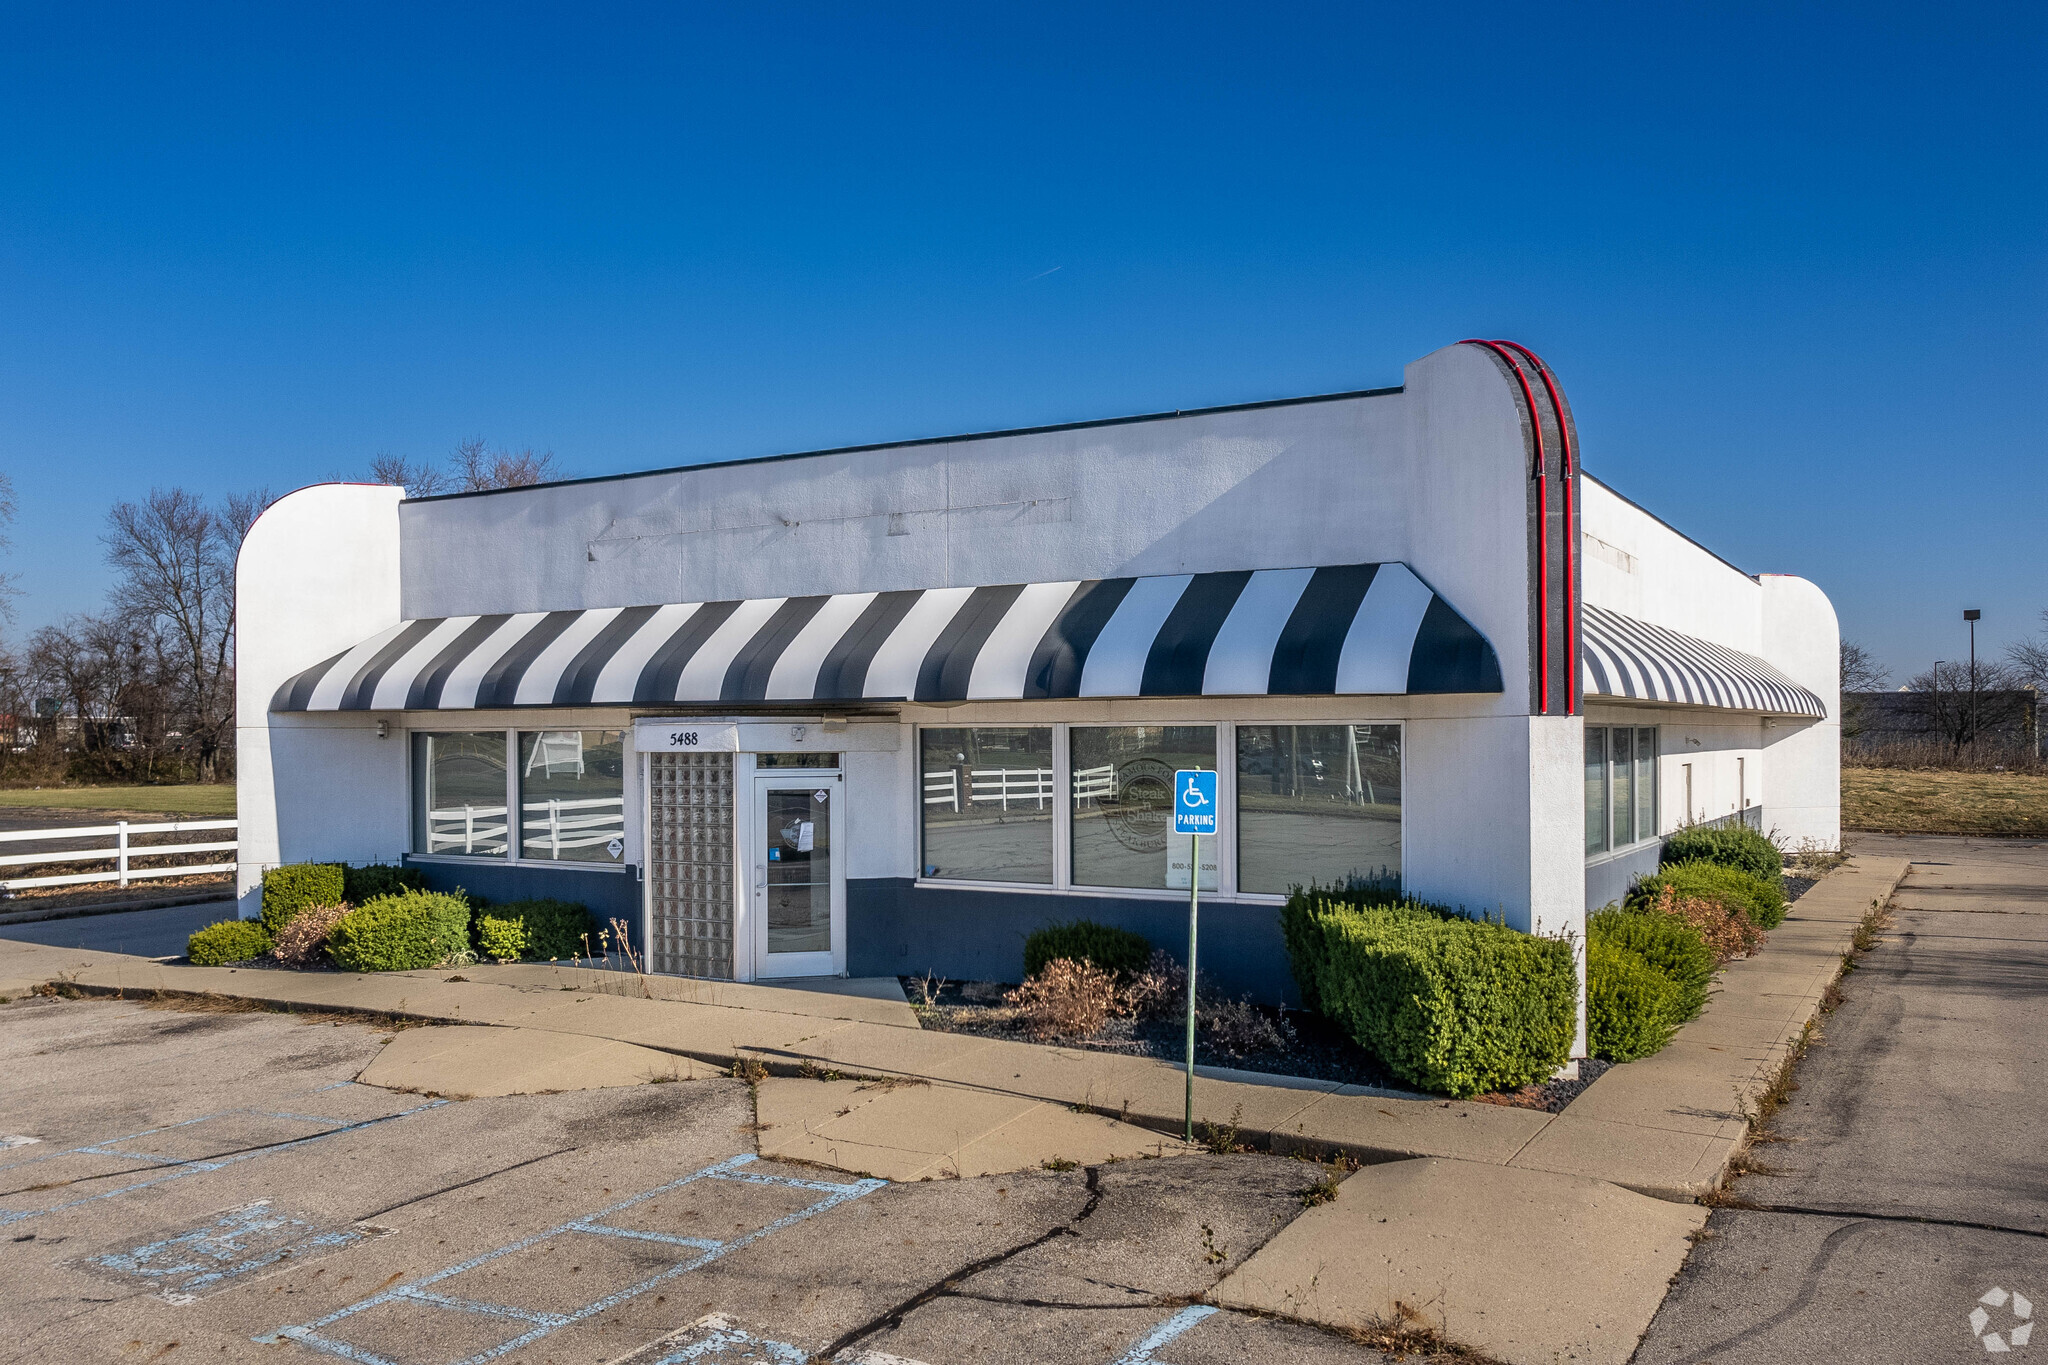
[{"xmin": 1, "ymin": 3, "xmax": 2041, "ymax": 682}]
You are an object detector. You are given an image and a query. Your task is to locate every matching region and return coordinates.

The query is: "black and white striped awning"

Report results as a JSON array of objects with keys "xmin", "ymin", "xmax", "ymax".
[
  {"xmin": 1581, "ymin": 605, "xmax": 1825, "ymax": 718},
  {"xmin": 273, "ymin": 563, "xmax": 1502, "ymax": 711}
]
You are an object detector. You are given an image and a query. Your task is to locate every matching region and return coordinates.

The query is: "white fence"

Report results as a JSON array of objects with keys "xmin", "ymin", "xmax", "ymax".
[
  {"xmin": 425, "ymin": 797, "xmax": 625, "ymax": 859},
  {"xmin": 922, "ymin": 767, "xmax": 1063, "ymax": 814},
  {"xmin": 0, "ymin": 819, "xmax": 238, "ymax": 891}
]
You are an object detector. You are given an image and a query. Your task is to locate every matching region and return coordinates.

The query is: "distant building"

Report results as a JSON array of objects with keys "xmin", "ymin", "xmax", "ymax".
[{"xmin": 1845, "ymin": 688, "xmax": 2042, "ymax": 759}]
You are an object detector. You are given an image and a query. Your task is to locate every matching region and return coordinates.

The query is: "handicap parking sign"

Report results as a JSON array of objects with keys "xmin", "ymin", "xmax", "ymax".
[{"xmin": 1173, "ymin": 769, "xmax": 1217, "ymax": 836}]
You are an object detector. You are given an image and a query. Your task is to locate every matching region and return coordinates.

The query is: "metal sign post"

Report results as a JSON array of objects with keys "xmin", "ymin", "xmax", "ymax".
[{"xmin": 1173, "ymin": 768, "xmax": 1217, "ymax": 1144}]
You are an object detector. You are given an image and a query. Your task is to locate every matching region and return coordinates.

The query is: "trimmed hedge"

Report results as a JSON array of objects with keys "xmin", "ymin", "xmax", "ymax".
[
  {"xmin": 1590, "ymin": 907, "xmax": 1715, "ymax": 1025},
  {"xmin": 1023, "ymin": 920, "xmax": 1152, "ymax": 982},
  {"xmin": 188, "ymin": 919, "xmax": 273, "ymax": 965},
  {"xmin": 1281, "ymin": 890, "xmax": 1577, "ymax": 1098},
  {"xmin": 261, "ymin": 863, "xmax": 345, "ymax": 937},
  {"xmin": 1660, "ymin": 822, "xmax": 1783, "ymax": 883},
  {"xmin": 1587, "ymin": 938, "xmax": 1680, "ymax": 1062},
  {"xmin": 326, "ymin": 890, "xmax": 472, "ymax": 972},
  {"xmin": 478, "ymin": 899, "xmax": 599, "ymax": 961},
  {"xmin": 342, "ymin": 863, "xmax": 427, "ymax": 904},
  {"xmin": 1640, "ymin": 859, "xmax": 1788, "ymax": 929}
]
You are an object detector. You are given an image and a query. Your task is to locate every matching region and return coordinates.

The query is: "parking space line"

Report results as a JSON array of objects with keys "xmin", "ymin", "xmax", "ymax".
[
  {"xmin": 90, "ymin": 1200, "xmax": 381, "ymax": 1302},
  {"xmin": 571, "ymin": 1222, "xmax": 724, "ymax": 1251},
  {"xmin": 1109, "ymin": 1305, "xmax": 1219, "ymax": 1365},
  {"xmin": 260, "ymin": 1153, "xmax": 885, "ymax": 1365},
  {"xmin": 398, "ymin": 1289, "xmax": 570, "ymax": 1326},
  {"xmin": 0, "ymin": 1102, "xmax": 446, "ymax": 1227}
]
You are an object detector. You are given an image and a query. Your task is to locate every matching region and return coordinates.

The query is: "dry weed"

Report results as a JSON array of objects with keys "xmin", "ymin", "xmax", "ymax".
[
  {"xmin": 271, "ymin": 903, "xmax": 350, "ymax": 966},
  {"xmin": 1004, "ymin": 957, "xmax": 1121, "ymax": 1039}
]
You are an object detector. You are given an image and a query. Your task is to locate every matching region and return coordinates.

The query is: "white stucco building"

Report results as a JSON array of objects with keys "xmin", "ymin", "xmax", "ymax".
[{"xmin": 236, "ymin": 340, "xmax": 1839, "ymax": 1041}]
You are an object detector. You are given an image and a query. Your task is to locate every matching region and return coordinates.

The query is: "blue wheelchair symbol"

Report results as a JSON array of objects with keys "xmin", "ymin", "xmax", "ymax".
[{"xmin": 1173, "ymin": 769, "xmax": 1217, "ymax": 835}]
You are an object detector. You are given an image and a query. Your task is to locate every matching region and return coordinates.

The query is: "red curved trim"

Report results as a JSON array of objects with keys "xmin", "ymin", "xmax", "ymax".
[
  {"xmin": 1459, "ymin": 338, "xmax": 1550, "ymax": 714},
  {"xmin": 1493, "ymin": 341, "xmax": 1577, "ymax": 716}
]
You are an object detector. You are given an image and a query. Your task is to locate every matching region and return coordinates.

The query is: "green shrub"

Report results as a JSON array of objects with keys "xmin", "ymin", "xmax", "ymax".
[
  {"xmin": 326, "ymin": 890, "xmax": 473, "ymax": 972},
  {"xmin": 187, "ymin": 919, "xmax": 273, "ymax": 966},
  {"xmin": 1590, "ymin": 907, "xmax": 1716, "ymax": 1024},
  {"xmin": 1280, "ymin": 890, "xmax": 1577, "ymax": 1098},
  {"xmin": 1660, "ymin": 822, "xmax": 1783, "ymax": 883},
  {"xmin": 1587, "ymin": 938, "xmax": 1680, "ymax": 1061},
  {"xmin": 476, "ymin": 914, "xmax": 528, "ymax": 963},
  {"xmin": 261, "ymin": 863, "xmax": 346, "ymax": 937},
  {"xmin": 1640, "ymin": 860, "xmax": 1788, "ymax": 929},
  {"xmin": 1023, "ymin": 920, "xmax": 1153, "ymax": 981},
  {"xmin": 480, "ymin": 899, "xmax": 600, "ymax": 961},
  {"xmin": 341, "ymin": 863, "xmax": 427, "ymax": 904}
]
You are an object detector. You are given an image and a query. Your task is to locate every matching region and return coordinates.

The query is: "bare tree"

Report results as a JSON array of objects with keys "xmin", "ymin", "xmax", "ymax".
[
  {"xmin": 451, "ymin": 437, "xmax": 560, "ymax": 491},
  {"xmin": 1840, "ymin": 640, "xmax": 1888, "ymax": 693},
  {"xmin": 0, "ymin": 471, "xmax": 18, "ymax": 625},
  {"xmin": 367, "ymin": 453, "xmax": 451, "ymax": 497},
  {"xmin": 1907, "ymin": 658, "xmax": 2031, "ymax": 753},
  {"xmin": 365, "ymin": 440, "xmax": 559, "ymax": 496},
  {"xmin": 100, "ymin": 488, "xmax": 269, "ymax": 782},
  {"xmin": 2008, "ymin": 609, "xmax": 2048, "ymax": 693}
]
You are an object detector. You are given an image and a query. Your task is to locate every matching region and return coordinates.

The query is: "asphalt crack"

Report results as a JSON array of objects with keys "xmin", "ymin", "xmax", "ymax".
[
  {"xmin": 815, "ymin": 1165, "xmax": 1109, "ymax": 1360},
  {"xmin": 1716, "ymin": 1199, "xmax": 2048, "ymax": 1241}
]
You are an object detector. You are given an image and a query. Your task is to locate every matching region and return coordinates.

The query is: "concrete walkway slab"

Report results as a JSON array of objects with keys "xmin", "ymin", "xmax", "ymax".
[
  {"xmin": 358, "ymin": 1024, "xmax": 711, "ymax": 1096},
  {"xmin": 754, "ymin": 1076, "xmax": 1190, "ymax": 1180},
  {"xmin": 1212, "ymin": 1156, "xmax": 1707, "ymax": 1365},
  {"xmin": 1, "ymin": 853, "xmax": 1911, "ymax": 1207}
]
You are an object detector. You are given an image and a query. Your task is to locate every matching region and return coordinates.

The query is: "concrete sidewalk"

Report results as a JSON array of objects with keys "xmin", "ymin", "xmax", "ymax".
[{"xmin": 1, "ymin": 853, "xmax": 1907, "ymax": 1202}]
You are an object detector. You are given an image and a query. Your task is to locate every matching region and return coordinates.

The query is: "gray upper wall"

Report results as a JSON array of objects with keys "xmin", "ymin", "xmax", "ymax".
[{"xmin": 396, "ymin": 343, "xmax": 1539, "ymax": 710}]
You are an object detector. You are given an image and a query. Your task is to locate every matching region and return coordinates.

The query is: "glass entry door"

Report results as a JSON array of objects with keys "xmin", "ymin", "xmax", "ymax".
[{"xmin": 751, "ymin": 773, "xmax": 843, "ymax": 978}]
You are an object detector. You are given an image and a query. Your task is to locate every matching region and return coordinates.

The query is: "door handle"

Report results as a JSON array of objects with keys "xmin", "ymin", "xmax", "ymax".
[{"xmin": 754, "ymin": 865, "xmax": 765, "ymax": 896}]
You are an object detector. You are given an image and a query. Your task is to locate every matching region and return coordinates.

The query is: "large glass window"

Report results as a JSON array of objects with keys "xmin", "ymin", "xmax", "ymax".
[
  {"xmin": 1585, "ymin": 725, "xmax": 1658, "ymax": 858},
  {"xmin": 919, "ymin": 727, "xmax": 1054, "ymax": 884},
  {"xmin": 412, "ymin": 731, "xmax": 510, "ymax": 858},
  {"xmin": 518, "ymin": 730, "xmax": 626, "ymax": 863},
  {"xmin": 1070, "ymin": 726, "xmax": 1216, "ymax": 890},
  {"xmin": 1635, "ymin": 728, "xmax": 1659, "ymax": 838},
  {"xmin": 1236, "ymin": 724, "xmax": 1401, "ymax": 894},
  {"xmin": 1611, "ymin": 727, "xmax": 1635, "ymax": 847}
]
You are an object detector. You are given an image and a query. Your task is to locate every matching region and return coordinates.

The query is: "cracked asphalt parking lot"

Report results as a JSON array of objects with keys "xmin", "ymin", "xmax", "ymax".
[{"xmin": 0, "ymin": 994, "xmax": 1400, "ymax": 1364}]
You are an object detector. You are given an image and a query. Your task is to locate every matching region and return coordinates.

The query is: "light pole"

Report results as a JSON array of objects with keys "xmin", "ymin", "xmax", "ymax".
[{"xmin": 1964, "ymin": 610, "xmax": 1981, "ymax": 747}]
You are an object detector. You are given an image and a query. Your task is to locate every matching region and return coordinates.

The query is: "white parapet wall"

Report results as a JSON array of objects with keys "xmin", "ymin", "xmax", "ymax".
[
  {"xmin": 1760, "ymin": 573, "xmax": 1842, "ymax": 850},
  {"xmin": 235, "ymin": 483, "xmax": 406, "ymax": 917}
]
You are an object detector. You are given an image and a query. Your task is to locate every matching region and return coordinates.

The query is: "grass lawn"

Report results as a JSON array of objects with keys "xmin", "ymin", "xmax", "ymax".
[
  {"xmin": 1843, "ymin": 766, "xmax": 2048, "ymax": 837},
  {"xmin": 0, "ymin": 784, "xmax": 235, "ymax": 817}
]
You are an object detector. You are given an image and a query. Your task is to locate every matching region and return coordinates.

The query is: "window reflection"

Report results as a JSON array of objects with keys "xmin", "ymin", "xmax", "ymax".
[
  {"xmin": 1236, "ymin": 725, "xmax": 1401, "ymax": 894},
  {"xmin": 1070, "ymin": 726, "xmax": 1217, "ymax": 890},
  {"xmin": 920, "ymin": 727, "xmax": 1054, "ymax": 883},
  {"xmin": 518, "ymin": 730, "xmax": 626, "ymax": 863},
  {"xmin": 412, "ymin": 731, "xmax": 510, "ymax": 858}
]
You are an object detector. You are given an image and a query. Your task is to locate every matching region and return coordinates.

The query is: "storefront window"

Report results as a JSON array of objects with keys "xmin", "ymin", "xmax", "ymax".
[
  {"xmin": 413, "ymin": 731, "xmax": 510, "ymax": 858},
  {"xmin": 1236, "ymin": 724, "xmax": 1401, "ymax": 894},
  {"xmin": 1611, "ymin": 727, "xmax": 1635, "ymax": 847},
  {"xmin": 1585, "ymin": 728, "xmax": 1608, "ymax": 856},
  {"xmin": 1586, "ymin": 726, "xmax": 1658, "ymax": 858},
  {"xmin": 920, "ymin": 727, "xmax": 1054, "ymax": 884},
  {"xmin": 1634, "ymin": 728, "xmax": 1659, "ymax": 839},
  {"xmin": 1070, "ymin": 725, "xmax": 1217, "ymax": 890},
  {"xmin": 517, "ymin": 730, "xmax": 627, "ymax": 863}
]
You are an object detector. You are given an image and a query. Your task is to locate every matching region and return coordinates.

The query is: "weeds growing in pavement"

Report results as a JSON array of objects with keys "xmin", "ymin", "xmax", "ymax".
[
  {"xmin": 730, "ymin": 1054, "xmax": 769, "ymax": 1083},
  {"xmin": 1197, "ymin": 1103, "xmax": 1246, "ymax": 1154},
  {"xmin": 1040, "ymin": 1156, "xmax": 1079, "ymax": 1172},
  {"xmin": 1297, "ymin": 1164, "xmax": 1346, "ymax": 1208}
]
